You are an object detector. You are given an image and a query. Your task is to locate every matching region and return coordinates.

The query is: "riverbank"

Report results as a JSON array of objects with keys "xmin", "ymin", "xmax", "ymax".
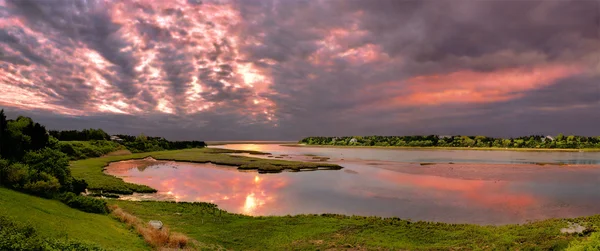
[
  {"xmin": 287, "ymin": 144, "xmax": 600, "ymax": 152},
  {"xmin": 70, "ymin": 148, "xmax": 342, "ymax": 194}
]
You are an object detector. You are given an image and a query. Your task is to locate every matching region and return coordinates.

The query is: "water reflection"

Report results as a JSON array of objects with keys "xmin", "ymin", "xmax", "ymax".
[
  {"xmin": 210, "ymin": 144, "xmax": 600, "ymax": 164},
  {"xmin": 106, "ymin": 158, "xmax": 600, "ymax": 224}
]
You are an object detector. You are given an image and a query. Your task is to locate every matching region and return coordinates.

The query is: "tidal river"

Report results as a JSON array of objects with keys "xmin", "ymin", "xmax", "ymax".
[{"xmin": 105, "ymin": 144, "xmax": 600, "ymax": 225}]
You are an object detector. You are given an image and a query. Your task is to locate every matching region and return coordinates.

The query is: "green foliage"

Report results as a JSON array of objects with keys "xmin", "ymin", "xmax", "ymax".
[
  {"xmin": 114, "ymin": 134, "xmax": 206, "ymax": 153},
  {"xmin": 57, "ymin": 140, "xmax": 124, "ymax": 160},
  {"xmin": 1, "ymin": 116, "xmax": 50, "ymax": 161},
  {"xmin": 23, "ymin": 172, "xmax": 61, "ymax": 198},
  {"xmin": 57, "ymin": 192, "xmax": 108, "ymax": 214},
  {"xmin": 49, "ymin": 128, "xmax": 110, "ymax": 141},
  {"xmin": 300, "ymin": 135, "xmax": 600, "ymax": 149},
  {"xmin": 23, "ymin": 148, "xmax": 71, "ymax": 187}
]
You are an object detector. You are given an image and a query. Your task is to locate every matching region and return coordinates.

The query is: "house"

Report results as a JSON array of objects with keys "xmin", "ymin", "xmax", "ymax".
[
  {"xmin": 110, "ymin": 135, "xmax": 123, "ymax": 142},
  {"xmin": 438, "ymin": 135, "xmax": 453, "ymax": 139},
  {"xmin": 541, "ymin": 135, "xmax": 555, "ymax": 143},
  {"xmin": 350, "ymin": 138, "xmax": 357, "ymax": 144}
]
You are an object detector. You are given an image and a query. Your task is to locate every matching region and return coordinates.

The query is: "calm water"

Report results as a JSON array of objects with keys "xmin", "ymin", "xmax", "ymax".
[
  {"xmin": 106, "ymin": 144, "xmax": 600, "ymax": 225},
  {"xmin": 210, "ymin": 144, "xmax": 600, "ymax": 164}
]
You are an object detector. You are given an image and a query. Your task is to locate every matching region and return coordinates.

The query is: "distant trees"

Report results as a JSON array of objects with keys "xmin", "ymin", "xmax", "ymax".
[
  {"xmin": 49, "ymin": 128, "xmax": 109, "ymax": 141},
  {"xmin": 114, "ymin": 133, "xmax": 207, "ymax": 153},
  {"xmin": 299, "ymin": 135, "xmax": 600, "ymax": 149}
]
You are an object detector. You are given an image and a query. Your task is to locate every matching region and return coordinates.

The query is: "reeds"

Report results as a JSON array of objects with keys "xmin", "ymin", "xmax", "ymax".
[{"xmin": 109, "ymin": 205, "xmax": 189, "ymax": 249}]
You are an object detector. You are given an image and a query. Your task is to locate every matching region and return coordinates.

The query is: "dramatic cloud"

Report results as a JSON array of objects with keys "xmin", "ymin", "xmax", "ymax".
[{"xmin": 0, "ymin": 0, "xmax": 598, "ymax": 140}]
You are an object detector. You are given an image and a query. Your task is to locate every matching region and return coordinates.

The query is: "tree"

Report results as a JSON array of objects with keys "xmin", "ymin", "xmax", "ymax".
[{"xmin": 0, "ymin": 109, "xmax": 6, "ymax": 157}]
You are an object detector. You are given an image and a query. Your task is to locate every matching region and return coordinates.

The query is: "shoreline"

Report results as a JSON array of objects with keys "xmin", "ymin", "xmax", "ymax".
[{"xmin": 283, "ymin": 144, "xmax": 600, "ymax": 152}]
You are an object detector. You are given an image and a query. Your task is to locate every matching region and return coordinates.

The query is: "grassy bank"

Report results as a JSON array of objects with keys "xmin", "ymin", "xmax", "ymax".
[
  {"xmin": 288, "ymin": 144, "xmax": 600, "ymax": 152},
  {"xmin": 70, "ymin": 148, "xmax": 342, "ymax": 194},
  {"xmin": 0, "ymin": 187, "xmax": 148, "ymax": 250},
  {"xmin": 111, "ymin": 200, "xmax": 599, "ymax": 250}
]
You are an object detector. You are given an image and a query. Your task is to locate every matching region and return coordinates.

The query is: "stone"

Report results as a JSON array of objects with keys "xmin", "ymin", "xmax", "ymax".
[
  {"xmin": 561, "ymin": 222, "xmax": 586, "ymax": 234},
  {"xmin": 148, "ymin": 220, "xmax": 163, "ymax": 230}
]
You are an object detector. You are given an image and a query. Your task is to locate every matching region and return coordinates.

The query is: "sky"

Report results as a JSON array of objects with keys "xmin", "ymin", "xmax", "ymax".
[{"xmin": 1, "ymin": 0, "xmax": 599, "ymax": 140}]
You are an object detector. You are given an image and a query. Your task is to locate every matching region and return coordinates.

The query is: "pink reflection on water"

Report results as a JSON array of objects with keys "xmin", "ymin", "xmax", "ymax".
[
  {"xmin": 106, "ymin": 160, "xmax": 289, "ymax": 215},
  {"xmin": 369, "ymin": 168, "xmax": 537, "ymax": 211}
]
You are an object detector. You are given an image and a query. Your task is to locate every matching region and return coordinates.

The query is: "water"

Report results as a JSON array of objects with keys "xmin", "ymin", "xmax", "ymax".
[
  {"xmin": 210, "ymin": 144, "xmax": 600, "ymax": 165},
  {"xmin": 105, "ymin": 144, "xmax": 600, "ymax": 225}
]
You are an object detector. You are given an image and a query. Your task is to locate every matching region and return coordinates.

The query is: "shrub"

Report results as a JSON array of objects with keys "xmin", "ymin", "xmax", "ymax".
[
  {"xmin": 58, "ymin": 193, "xmax": 108, "ymax": 214},
  {"xmin": 2, "ymin": 163, "xmax": 30, "ymax": 188},
  {"xmin": 23, "ymin": 172, "xmax": 61, "ymax": 198}
]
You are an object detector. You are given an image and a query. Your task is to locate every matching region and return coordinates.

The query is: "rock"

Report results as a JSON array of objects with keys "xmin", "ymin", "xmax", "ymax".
[
  {"xmin": 148, "ymin": 220, "xmax": 163, "ymax": 230},
  {"xmin": 561, "ymin": 222, "xmax": 586, "ymax": 234}
]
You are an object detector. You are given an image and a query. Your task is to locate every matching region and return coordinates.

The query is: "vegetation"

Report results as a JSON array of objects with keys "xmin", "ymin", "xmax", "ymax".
[
  {"xmin": 57, "ymin": 140, "xmax": 125, "ymax": 160},
  {"xmin": 70, "ymin": 148, "xmax": 342, "ymax": 194},
  {"xmin": 49, "ymin": 128, "xmax": 110, "ymax": 141},
  {"xmin": 112, "ymin": 200, "xmax": 600, "ymax": 250},
  {"xmin": 110, "ymin": 205, "xmax": 190, "ymax": 249},
  {"xmin": 0, "ymin": 215, "xmax": 104, "ymax": 251},
  {"xmin": 300, "ymin": 135, "xmax": 600, "ymax": 149},
  {"xmin": 0, "ymin": 187, "xmax": 148, "ymax": 250},
  {"xmin": 112, "ymin": 133, "xmax": 207, "ymax": 153},
  {"xmin": 0, "ymin": 110, "xmax": 106, "ymax": 213}
]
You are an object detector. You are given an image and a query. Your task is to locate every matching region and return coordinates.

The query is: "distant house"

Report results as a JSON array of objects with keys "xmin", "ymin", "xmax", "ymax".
[
  {"xmin": 350, "ymin": 138, "xmax": 357, "ymax": 144},
  {"xmin": 541, "ymin": 135, "xmax": 555, "ymax": 143},
  {"xmin": 110, "ymin": 135, "xmax": 123, "ymax": 142},
  {"xmin": 438, "ymin": 135, "xmax": 453, "ymax": 139}
]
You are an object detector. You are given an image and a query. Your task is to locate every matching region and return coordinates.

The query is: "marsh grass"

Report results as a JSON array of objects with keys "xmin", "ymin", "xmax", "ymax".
[
  {"xmin": 71, "ymin": 148, "xmax": 342, "ymax": 194},
  {"xmin": 110, "ymin": 200, "xmax": 600, "ymax": 250},
  {"xmin": 109, "ymin": 205, "xmax": 190, "ymax": 249}
]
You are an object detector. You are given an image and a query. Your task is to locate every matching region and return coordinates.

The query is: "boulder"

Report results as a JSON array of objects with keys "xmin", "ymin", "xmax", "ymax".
[
  {"xmin": 148, "ymin": 220, "xmax": 163, "ymax": 230},
  {"xmin": 561, "ymin": 222, "xmax": 585, "ymax": 234}
]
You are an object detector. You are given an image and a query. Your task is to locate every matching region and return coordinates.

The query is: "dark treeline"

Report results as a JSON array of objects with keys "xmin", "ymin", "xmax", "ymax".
[
  {"xmin": 113, "ymin": 134, "xmax": 206, "ymax": 153},
  {"xmin": 299, "ymin": 135, "xmax": 600, "ymax": 149},
  {"xmin": 0, "ymin": 109, "xmax": 106, "ymax": 214},
  {"xmin": 49, "ymin": 128, "xmax": 110, "ymax": 141}
]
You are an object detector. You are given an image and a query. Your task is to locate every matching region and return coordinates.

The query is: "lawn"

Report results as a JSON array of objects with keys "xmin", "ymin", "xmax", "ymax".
[
  {"xmin": 70, "ymin": 148, "xmax": 342, "ymax": 194},
  {"xmin": 0, "ymin": 187, "xmax": 149, "ymax": 251}
]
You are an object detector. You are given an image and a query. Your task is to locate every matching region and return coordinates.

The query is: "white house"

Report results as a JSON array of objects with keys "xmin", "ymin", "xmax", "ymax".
[{"xmin": 110, "ymin": 135, "xmax": 123, "ymax": 142}]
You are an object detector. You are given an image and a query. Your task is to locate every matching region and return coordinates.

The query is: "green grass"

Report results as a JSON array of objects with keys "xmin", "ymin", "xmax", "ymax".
[
  {"xmin": 70, "ymin": 148, "xmax": 343, "ymax": 194},
  {"xmin": 0, "ymin": 187, "xmax": 149, "ymax": 251},
  {"xmin": 110, "ymin": 200, "xmax": 600, "ymax": 251}
]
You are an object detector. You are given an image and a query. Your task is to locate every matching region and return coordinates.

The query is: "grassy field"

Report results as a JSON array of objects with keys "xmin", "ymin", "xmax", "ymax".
[
  {"xmin": 111, "ymin": 200, "xmax": 600, "ymax": 250},
  {"xmin": 70, "ymin": 148, "xmax": 342, "ymax": 194},
  {"xmin": 0, "ymin": 187, "xmax": 149, "ymax": 250},
  {"xmin": 288, "ymin": 144, "xmax": 600, "ymax": 152}
]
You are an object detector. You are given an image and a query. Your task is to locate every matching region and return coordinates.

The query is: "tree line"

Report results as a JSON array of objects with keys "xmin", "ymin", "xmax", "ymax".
[{"xmin": 299, "ymin": 135, "xmax": 600, "ymax": 149}]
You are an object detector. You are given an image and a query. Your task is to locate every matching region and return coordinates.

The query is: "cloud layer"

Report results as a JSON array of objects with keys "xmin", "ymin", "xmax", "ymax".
[{"xmin": 1, "ymin": 0, "xmax": 599, "ymax": 140}]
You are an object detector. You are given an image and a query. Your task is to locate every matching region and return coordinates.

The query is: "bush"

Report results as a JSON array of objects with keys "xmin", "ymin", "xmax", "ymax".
[
  {"xmin": 23, "ymin": 172, "xmax": 61, "ymax": 198},
  {"xmin": 1, "ymin": 163, "xmax": 29, "ymax": 188},
  {"xmin": 58, "ymin": 193, "xmax": 108, "ymax": 214}
]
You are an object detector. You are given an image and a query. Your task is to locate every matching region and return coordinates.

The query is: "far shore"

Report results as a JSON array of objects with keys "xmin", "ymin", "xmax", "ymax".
[
  {"xmin": 207, "ymin": 141, "xmax": 297, "ymax": 145},
  {"xmin": 282, "ymin": 144, "xmax": 600, "ymax": 152}
]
